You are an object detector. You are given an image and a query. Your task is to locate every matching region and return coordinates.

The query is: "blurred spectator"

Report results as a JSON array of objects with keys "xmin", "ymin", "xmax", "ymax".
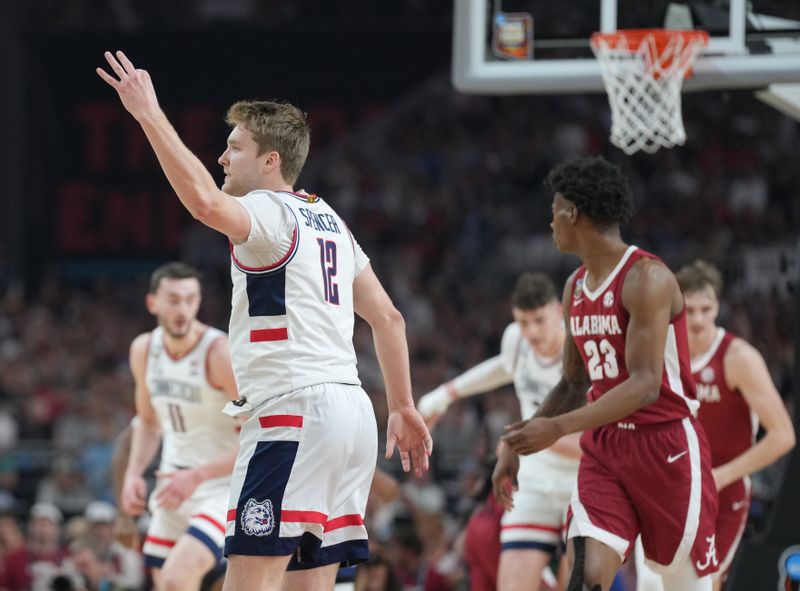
[
  {"xmin": 35, "ymin": 456, "xmax": 94, "ymax": 520},
  {"xmin": 0, "ymin": 503, "xmax": 67, "ymax": 591},
  {"xmin": 82, "ymin": 501, "xmax": 144, "ymax": 590}
]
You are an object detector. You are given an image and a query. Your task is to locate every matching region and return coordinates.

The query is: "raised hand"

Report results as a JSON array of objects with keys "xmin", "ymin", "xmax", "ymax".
[
  {"xmin": 96, "ymin": 50, "xmax": 161, "ymax": 121},
  {"xmin": 385, "ymin": 406, "xmax": 433, "ymax": 477}
]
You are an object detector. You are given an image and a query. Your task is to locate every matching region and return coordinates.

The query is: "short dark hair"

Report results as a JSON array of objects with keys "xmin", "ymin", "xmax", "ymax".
[
  {"xmin": 149, "ymin": 262, "xmax": 202, "ymax": 294},
  {"xmin": 676, "ymin": 260, "xmax": 723, "ymax": 299},
  {"xmin": 544, "ymin": 156, "xmax": 635, "ymax": 227},
  {"xmin": 511, "ymin": 272, "xmax": 559, "ymax": 310}
]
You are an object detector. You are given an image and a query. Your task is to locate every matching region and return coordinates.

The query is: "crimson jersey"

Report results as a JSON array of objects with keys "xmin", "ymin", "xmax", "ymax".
[
  {"xmin": 569, "ymin": 246, "xmax": 699, "ymax": 424},
  {"xmin": 693, "ymin": 328, "xmax": 757, "ymax": 467}
]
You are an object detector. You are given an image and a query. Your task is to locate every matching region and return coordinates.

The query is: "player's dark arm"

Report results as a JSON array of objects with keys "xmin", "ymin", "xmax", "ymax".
[
  {"xmin": 536, "ymin": 346, "xmax": 589, "ymax": 418},
  {"xmin": 535, "ymin": 272, "xmax": 590, "ymax": 419}
]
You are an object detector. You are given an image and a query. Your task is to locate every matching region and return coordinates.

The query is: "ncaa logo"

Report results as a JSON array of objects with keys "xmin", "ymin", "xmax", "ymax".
[
  {"xmin": 701, "ymin": 367, "xmax": 715, "ymax": 383},
  {"xmin": 603, "ymin": 292, "xmax": 615, "ymax": 307},
  {"xmin": 241, "ymin": 498, "xmax": 275, "ymax": 537}
]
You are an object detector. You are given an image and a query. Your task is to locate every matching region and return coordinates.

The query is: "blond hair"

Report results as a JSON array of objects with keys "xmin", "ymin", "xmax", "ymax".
[
  {"xmin": 676, "ymin": 259, "xmax": 723, "ymax": 299},
  {"xmin": 226, "ymin": 101, "xmax": 310, "ymax": 185}
]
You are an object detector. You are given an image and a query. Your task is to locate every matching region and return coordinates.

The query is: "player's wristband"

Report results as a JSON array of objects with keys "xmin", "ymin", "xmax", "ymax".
[{"xmin": 417, "ymin": 383, "xmax": 456, "ymax": 416}]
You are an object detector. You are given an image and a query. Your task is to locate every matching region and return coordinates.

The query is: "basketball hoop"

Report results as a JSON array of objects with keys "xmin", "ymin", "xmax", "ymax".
[{"xmin": 590, "ymin": 29, "xmax": 709, "ymax": 155}]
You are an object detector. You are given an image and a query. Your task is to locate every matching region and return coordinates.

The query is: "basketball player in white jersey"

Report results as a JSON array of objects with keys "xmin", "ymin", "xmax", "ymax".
[
  {"xmin": 98, "ymin": 52, "xmax": 432, "ymax": 591},
  {"xmin": 418, "ymin": 272, "xmax": 581, "ymax": 591},
  {"xmin": 122, "ymin": 262, "xmax": 241, "ymax": 591}
]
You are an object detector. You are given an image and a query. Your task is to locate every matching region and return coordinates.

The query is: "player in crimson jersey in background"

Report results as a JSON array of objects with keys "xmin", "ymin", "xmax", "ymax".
[
  {"xmin": 635, "ymin": 260, "xmax": 795, "ymax": 591},
  {"xmin": 493, "ymin": 157, "xmax": 718, "ymax": 590}
]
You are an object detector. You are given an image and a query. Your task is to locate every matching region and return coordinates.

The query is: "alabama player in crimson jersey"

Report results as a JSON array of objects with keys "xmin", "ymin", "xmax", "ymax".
[
  {"xmin": 636, "ymin": 260, "xmax": 795, "ymax": 591},
  {"xmin": 677, "ymin": 260, "xmax": 794, "ymax": 588},
  {"xmin": 493, "ymin": 157, "xmax": 718, "ymax": 590}
]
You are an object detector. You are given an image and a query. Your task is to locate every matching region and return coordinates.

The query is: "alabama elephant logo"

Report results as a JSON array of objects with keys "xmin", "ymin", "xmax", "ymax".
[{"xmin": 241, "ymin": 498, "xmax": 275, "ymax": 537}]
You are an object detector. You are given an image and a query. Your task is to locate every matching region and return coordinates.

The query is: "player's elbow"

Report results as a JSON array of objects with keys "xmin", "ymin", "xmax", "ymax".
[
  {"xmin": 374, "ymin": 305, "xmax": 405, "ymax": 331},
  {"xmin": 190, "ymin": 195, "xmax": 216, "ymax": 222},
  {"xmin": 776, "ymin": 425, "xmax": 796, "ymax": 456},
  {"xmin": 635, "ymin": 374, "xmax": 661, "ymax": 407}
]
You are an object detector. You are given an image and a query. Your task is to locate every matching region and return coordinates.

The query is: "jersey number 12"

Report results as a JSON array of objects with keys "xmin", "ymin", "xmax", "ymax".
[{"xmin": 317, "ymin": 238, "xmax": 340, "ymax": 305}]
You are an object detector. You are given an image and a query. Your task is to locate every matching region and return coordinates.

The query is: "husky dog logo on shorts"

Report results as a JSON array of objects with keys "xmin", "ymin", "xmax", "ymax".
[{"xmin": 241, "ymin": 498, "xmax": 275, "ymax": 537}]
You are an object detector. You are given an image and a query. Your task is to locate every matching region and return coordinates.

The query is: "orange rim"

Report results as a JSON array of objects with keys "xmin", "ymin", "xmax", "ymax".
[{"xmin": 591, "ymin": 29, "xmax": 709, "ymax": 52}]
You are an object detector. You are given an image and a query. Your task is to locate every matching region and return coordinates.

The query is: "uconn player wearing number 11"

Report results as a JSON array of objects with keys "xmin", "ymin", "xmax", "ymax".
[
  {"xmin": 497, "ymin": 157, "xmax": 718, "ymax": 591},
  {"xmin": 97, "ymin": 51, "xmax": 432, "ymax": 591},
  {"xmin": 123, "ymin": 262, "xmax": 240, "ymax": 591}
]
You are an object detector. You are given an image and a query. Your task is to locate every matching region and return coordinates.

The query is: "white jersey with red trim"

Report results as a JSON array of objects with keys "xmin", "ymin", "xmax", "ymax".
[
  {"xmin": 228, "ymin": 190, "xmax": 369, "ymax": 408},
  {"xmin": 499, "ymin": 322, "xmax": 563, "ymax": 421},
  {"xmin": 145, "ymin": 326, "xmax": 239, "ymax": 473}
]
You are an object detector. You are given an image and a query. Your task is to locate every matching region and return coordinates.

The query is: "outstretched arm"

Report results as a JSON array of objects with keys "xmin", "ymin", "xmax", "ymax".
[
  {"xmin": 418, "ymin": 355, "xmax": 511, "ymax": 428},
  {"xmin": 354, "ymin": 264, "xmax": 432, "ymax": 477},
  {"xmin": 712, "ymin": 339, "xmax": 795, "ymax": 490},
  {"xmin": 96, "ymin": 51, "xmax": 251, "ymax": 242}
]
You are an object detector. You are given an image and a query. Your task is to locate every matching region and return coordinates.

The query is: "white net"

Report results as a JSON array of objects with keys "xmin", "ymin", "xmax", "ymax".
[{"xmin": 591, "ymin": 30, "xmax": 709, "ymax": 155}]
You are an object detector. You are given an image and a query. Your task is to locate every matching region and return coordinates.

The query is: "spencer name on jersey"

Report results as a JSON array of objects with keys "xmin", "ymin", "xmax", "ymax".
[
  {"xmin": 229, "ymin": 190, "xmax": 370, "ymax": 406},
  {"xmin": 298, "ymin": 207, "xmax": 341, "ymax": 234},
  {"xmin": 569, "ymin": 314, "xmax": 623, "ymax": 337}
]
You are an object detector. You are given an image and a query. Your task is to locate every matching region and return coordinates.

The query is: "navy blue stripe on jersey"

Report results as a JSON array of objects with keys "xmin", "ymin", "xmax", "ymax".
[
  {"xmin": 501, "ymin": 541, "xmax": 558, "ymax": 554},
  {"xmin": 287, "ymin": 539, "xmax": 369, "ymax": 570},
  {"xmin": 226, "ymin": 440, "xmax": 303, "ymax": 558},
  {"xmin": 246, "ymin": 270, "xmax": 287, "ymax": 317},
  {"xmin": 143, "ymin": 555, "xmax": 166, "ymax": 568},
  {"xmin": 187, "ymin": 526, "xmax": 223, "ymax": 562}
]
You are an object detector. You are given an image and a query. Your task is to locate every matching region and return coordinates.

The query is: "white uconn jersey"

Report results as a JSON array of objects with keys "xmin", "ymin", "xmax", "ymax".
[
  {"xmin": 146, "ymin": 326, "xmax": 239, "ymax": 471},
  {"xmin": 229, "ymin": 190, "xmax": 368, "ymax": 406},
  {"xmin": 499, "ymin": 323, "xmax": 562, "ymax": 420}
]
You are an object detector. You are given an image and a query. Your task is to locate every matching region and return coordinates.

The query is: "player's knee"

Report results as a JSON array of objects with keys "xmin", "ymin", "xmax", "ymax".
[{"xmin": 159, "ymin": 557, "xmax": 212, "ymax": 590}]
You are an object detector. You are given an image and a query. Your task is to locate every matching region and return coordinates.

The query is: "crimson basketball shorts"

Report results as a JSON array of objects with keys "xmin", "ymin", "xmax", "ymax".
[
  {"xmin": 143, "ymin": 476, "xmax": 230, "ymax": 568},
  {"xmin": 500, "ymin": 448, "xmax": 579, "ymax": 554},
  {"xmin": 225, "ymin": 382, "xmax": 377, "ymax": 570},
  {"xmin": 566, "ymin": 417, "xmax": 719, "ymax": 577},
  {"xmin": 715, "ymin": 476, "xmax": 750, "ymax": 578}
]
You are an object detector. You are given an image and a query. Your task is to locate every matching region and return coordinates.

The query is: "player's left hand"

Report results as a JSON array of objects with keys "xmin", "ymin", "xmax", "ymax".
[
  {"xmin": 154, "ymin": 469, "xmax": 201, "ymax": 509},
  {"xmin": 386, "ymin": 406, "xmax": 433, "ymax": 477},
  {"xmin": 502, "ymin": 417, "xmax": 562, "ymax": 455},
  {"xmin": 96, "ymin": 51, "xmax": 161, "ymax": 122}
]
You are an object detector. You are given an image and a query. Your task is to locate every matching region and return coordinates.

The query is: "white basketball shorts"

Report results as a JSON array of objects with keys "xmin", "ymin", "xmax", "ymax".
[
  {"xmin": 143, "ymin": 475, "xmax": 230, "ymax": 568},
  {"xmin": 225, "ymin": 382, "xmax": 377, "ymax": 570},
  {"xmin": 500, "ymin": 448, "xmax": 579, "ymax": 554}
]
